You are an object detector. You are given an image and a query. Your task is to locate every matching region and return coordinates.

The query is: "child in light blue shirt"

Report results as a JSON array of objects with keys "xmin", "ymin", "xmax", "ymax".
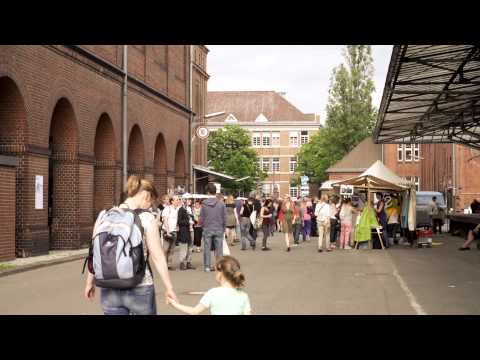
[{"xmin": 168, "ymin": 256, "xmax": 251, "ymax": 315}]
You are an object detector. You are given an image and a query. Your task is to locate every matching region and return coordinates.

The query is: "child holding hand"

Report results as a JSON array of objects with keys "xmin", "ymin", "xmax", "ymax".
[{"xmin": 168, "ymin": 256, "xmax": 251, "ymax": 315}]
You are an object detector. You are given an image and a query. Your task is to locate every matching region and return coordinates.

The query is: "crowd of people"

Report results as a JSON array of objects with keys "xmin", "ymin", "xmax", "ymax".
[{"xmin": 83, "ymin": 174, "xmax": 479, "ymax": 315}]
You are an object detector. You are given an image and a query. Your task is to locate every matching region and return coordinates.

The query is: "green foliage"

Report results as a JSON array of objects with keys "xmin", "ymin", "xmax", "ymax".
[
  {"xmin": 298, "ymin": 45, "xmax": 378, "ymax": 183},
  {"xmin": 289, "ymin": 173, "xmax": 301, "ymax": 187},
  {"xmin": 208, "ymin": 125, "xmax": 266, "ymax": 193}
]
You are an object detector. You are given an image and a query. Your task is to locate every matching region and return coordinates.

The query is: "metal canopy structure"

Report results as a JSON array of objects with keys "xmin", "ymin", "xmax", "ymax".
[{"xmin": 374, "ymin": 45, "xmax": 480, "ymax": 149}]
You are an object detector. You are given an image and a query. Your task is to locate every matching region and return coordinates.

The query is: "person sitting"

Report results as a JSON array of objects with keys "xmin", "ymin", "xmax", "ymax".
[{"xmin": 459, "ymin": 224, "xmax": 480, "ymax": 251}]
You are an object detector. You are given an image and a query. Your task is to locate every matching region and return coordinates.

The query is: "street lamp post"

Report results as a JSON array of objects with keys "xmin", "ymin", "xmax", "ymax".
[{"xmin": 190, "ymin": 111, "xmax": 226, "ymax": 193}]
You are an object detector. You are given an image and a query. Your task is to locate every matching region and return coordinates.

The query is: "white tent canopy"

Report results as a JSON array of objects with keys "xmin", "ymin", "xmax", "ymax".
[
  {"xmin": 333, "ymin": 160, "xmax": 411, "ymax": 191},
  {"xmin": 320, "ymin": 180, "xmax": 340, "ymax": 190}
]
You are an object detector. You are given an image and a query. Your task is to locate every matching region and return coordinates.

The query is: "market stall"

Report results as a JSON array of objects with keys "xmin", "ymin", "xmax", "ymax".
[{"xmin": 332, "ymin": 161, "xmax": 416, "ymax": 249}]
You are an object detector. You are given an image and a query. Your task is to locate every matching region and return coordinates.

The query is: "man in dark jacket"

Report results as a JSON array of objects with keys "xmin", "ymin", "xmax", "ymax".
[{"xmin": 199, "ymin": 183, "xmax": 227, "ymax": 272}]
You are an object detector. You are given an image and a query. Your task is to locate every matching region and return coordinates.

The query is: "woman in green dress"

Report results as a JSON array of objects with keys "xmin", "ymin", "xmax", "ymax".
[{"xmin": 282, "ymin": 197, "xmax": 296, "ymax": 252}]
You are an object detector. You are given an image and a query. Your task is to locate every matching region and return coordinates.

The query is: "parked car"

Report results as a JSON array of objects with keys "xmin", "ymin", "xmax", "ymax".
[{"xmin": 416, "ymin": 191, "xmax": 447, "ymax": 228}]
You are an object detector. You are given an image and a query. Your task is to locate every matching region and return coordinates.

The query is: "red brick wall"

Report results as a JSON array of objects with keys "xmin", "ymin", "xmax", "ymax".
[
  {"xmin": 383, "ymin": 144, "xmax": 422, "ymax": 179},
  {"xmin": 0, "ymin": 165, "xmax": 16, "ymax": 261},
  {"xmin": 0, "ymin": 45, "xmax": 194, "ymax": 258}
]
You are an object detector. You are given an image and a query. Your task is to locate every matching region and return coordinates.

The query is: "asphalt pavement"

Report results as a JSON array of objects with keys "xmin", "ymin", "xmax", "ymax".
[{"xmin": 0, "ymin": 232, "xmax": 479, "ymax": 315}]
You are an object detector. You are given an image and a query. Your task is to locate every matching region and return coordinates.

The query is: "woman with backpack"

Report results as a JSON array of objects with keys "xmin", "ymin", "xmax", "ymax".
[{"xmin": 84, "ymin": 176, "xmax": 177, "ymax": 315}]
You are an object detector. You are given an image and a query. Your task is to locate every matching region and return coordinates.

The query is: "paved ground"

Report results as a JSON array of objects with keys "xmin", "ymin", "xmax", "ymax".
[{"xmin": 0, "ymin": 232, "xmax": 479, "ymax": 315}]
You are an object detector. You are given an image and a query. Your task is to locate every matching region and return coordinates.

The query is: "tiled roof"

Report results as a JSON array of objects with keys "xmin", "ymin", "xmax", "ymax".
[
  {"xmin": 326, "ymin": 137, "xmax": 382, "ymax": 173},
  {"xmin": 206, "ymin": 91, "xmax": 318, "ymax": 123}
]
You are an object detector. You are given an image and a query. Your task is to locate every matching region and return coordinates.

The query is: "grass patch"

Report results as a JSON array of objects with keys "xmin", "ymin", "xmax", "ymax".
[{"xmin": 0, "ymin": 263, "xmax": 16, "ymax": 271}]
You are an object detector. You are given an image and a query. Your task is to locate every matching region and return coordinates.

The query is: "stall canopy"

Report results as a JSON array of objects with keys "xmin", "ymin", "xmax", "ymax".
[
  {"xmin": 373, "ymin": 45, "xmax": 480, "ymax": 149},
  {"xmin": 320, "ymin": 180, "xmax": 340, "ymax": 190},
  {"xmin": 333, "ymin": 160, "xmax": 410, "ymax": 191}
]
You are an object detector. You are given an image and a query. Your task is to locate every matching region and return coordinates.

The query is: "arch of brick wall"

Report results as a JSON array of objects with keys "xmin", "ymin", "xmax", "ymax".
[
  {"xmin": 127, "ymin": 124, "xmax": 145, "ymax": 179},
  {"xmin": 0, "ymin": 76, "xmax": 28, "ymax": 259},
  {"xmin": 49, "ymin": 98, "xmax": 80, "ymax": 250},
  {"xmin": 154, "ymin": 133, "xmax": 168, "ymax": 196},
  {"xmin": 174, "ymin": 140, "xmax": 186, "ymax": 188},
  {"xmin": 94, "ymin": 113, "xmax": 117, "ymax": 218}
]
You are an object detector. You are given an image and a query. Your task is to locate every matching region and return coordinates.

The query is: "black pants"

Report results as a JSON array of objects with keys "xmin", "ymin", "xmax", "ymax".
[
  {"xmin": 387, "ymin": 223, "xmax": 399, "ymax": 244},
  {"xmin": 262, "ymin": 223, "xmax": 270, "ymax": 248},
  {"xmin": 330, "ymin": 218, "xmax": 339, "ymax": 244},
  {"xmin": 193, "ymin": 227, "xmax": 203, "ymax": 247},
  {"xmin": 432, "ymin": 218, "xmax": 442, "ymax": 234}
]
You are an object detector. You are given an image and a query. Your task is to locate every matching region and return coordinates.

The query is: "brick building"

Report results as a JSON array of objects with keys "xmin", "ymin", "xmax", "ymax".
[
  {"xmin": 0, "ymin": 45, "xmax": 208, "ymax": 261},
  {"xmin": 191, "ymin": 46, "xmax": 209, "ymax": 167},
  {"xmin": 326, "ymin": 137, "xmax": 383, "ymax": 181},
  {"xmin": 420, "ymin": 144, "xmax": 480, "ymax": 211},
  {"xmin": 328, "ymin": 137, "xmax": 480, "ymax": 211},
  {"xmin": 326, "ymin": 138, "xmax": 422, "ymax": 190},
  {"xmin": 206, "ymin": 91, "xmax": 321, "ymax": 198}
]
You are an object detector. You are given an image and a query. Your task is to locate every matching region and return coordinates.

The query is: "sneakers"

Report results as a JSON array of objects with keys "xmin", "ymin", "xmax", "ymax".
[
  {"xmin": 186, "ymin": 262, "xmax": 196, "ymax": 270},
  {"xmin": 459, "ymin": 247, "xmax": 471, "ymax": 251},
  {"xmin": 179, "ymin": 263, "xmax": 187, "ymax": 271},
  {"xmin": 344, "ymin": 245, "xmax": 352, "ymax": 250},
  {"xmin": 168, "ymin": 266, "xmax": 176, "ymax": 271},
  {"xmin": 286, "ymin": 247, "xmax": 291, "ymax": 252},
  {"xmin": 262, "ymin": 247, "xmax": 271, "ymax": 251},
  {"xmin": 293, "ymin": 243, "xmax": 299, "ymax": 247},
  {"xmin": 204, "ymin": 267, "xmax": 211, "ymax": 272},
  {"xmin": 318, "ymin": 249, "xmax": 323, "ymax": 253}
]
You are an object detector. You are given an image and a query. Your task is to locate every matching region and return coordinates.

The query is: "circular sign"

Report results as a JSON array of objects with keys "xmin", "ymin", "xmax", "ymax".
[{"xmin": 196, "ymin": 126, "xmax": 209, "ymax": 139}]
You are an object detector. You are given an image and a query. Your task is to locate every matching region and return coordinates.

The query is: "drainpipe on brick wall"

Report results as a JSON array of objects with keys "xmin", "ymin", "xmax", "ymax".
[
  {"xmin": 122, "ymin": 45, "xmax": 128, "ymax": 188},
  {"xmin": 189, "ymin": 45, "xmax": 194, "ymax": 193}
]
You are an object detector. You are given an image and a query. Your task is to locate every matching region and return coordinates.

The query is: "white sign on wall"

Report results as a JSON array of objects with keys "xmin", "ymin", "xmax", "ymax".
[{"xmin": 35, "ymin": 175, "xmax": 43, "ymax": 209}]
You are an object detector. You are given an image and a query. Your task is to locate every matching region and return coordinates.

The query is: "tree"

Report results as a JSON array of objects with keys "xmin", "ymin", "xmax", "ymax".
[
  {"xmin": 298, "ymin": 45, "xmax": 378, "ymax": 183},
  {"xmin": 207, "ymin": 125, "xmax": 266, "ymax": 193}
]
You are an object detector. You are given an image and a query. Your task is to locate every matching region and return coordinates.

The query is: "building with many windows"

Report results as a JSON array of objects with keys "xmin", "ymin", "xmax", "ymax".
[{"xmin": 206, "ymin": 91, "xmax": 321, "ymax": 198}]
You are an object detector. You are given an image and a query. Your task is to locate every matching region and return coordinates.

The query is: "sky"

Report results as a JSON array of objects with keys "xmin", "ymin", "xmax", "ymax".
[{"xmin": 206, "ymin": 45, "xmax": 393, "ymax": 123}]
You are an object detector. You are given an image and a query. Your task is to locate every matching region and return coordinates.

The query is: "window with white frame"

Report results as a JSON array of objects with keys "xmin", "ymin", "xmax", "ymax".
[
  {"xmin": 273, "ymin": 184, "xmax": 280, "ymax": 193},
  {"xmin": 413, "ymin": 144, "xmax": 420, "ymax": 161},
  {"xmin": 262, "ymin": 132, "xmax": 271, "ymax": 147},
  {"xmin": 256, "ymin": 159, "xmax": 261, "ymax": 170},
  {"xmin": 289, "ymin": 131, "xmax": 298, "ymax": 146},
  {"xmin": 405, "ymin": 144, "xmax": 413, "ymax": 161},
  {"xmin": 262, "ymin": 158, "xmax": 270, "ymax": 172},
  {"xmin": 289, "ymin": 157, "xmax": 297, "ymax": 172},
  {"xmin": 397, "ymin": 144, "xmax": 403, "ymax": 161},
  {"xmin": 300, "ymin": 130, "xmax": 309, "ymax": 145},
  {"xmin": 252, "ymin": 133, "xmax": 261, "ymax": 147},
  {"xmin": 290, "ymin": 186, "xmax": 299, "ymax": 198},
  {"xmin": 272, "ymin": 132, "xmax": 280, "ymax": 146},
  {"xmin": 272, "ymin": 157, "xmax": 280, "ymax": 172}
]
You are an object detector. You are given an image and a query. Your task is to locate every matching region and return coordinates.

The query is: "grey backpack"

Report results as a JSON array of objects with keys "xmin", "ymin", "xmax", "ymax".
[{"xmin": 82, "ymin": 205, "xmax": 151, "ymax": 289}]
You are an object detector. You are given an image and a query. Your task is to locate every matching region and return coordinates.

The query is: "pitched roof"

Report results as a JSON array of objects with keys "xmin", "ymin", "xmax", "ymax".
[
  {"xmin": 206, "ymin": 91, "xmax": 318, "ymax": 123},
  {"xmin": 326, "ymin": 137, "xmax": 382, "ymax": 173}
]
